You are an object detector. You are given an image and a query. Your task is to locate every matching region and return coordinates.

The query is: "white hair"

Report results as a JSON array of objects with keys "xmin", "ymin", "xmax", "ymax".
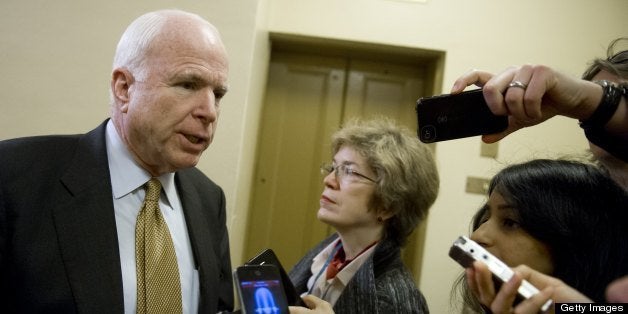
[{"xmin": 112, "ymin": 9, "xmax": 210, "ymax": 81}]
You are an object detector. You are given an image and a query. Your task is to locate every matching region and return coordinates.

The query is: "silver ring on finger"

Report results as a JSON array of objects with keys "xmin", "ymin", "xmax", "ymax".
[{"xmin": 508, "ymin": 80, "xmax": 528, "ymax": 90}]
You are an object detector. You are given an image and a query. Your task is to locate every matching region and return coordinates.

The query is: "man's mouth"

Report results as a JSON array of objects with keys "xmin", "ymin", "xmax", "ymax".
[{"xmin": 185, "ymin": 135, "xmax": 201, "ymax": 144}]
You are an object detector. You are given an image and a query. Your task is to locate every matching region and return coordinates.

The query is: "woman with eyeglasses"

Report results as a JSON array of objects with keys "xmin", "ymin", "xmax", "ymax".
[{"xmin": 288, "ymin": 117, "xmax": 439, "ymax": 314}]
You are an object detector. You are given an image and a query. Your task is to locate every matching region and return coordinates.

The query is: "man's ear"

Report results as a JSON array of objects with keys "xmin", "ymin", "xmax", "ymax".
[{"xmin": 111, "ymin": 68, "xmax": 133, "ymax": 113}]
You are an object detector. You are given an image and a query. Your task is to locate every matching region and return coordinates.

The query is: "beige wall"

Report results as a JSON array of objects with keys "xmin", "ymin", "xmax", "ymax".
[{"xmin": 2, "ymin": 0, "xmax": 627, "ymax": 312}]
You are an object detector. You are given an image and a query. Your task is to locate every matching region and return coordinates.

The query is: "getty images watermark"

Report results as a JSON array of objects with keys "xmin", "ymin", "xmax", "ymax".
[{"xmin": 556, "ymin": 303, "xmax": 627, "ymax": 313}]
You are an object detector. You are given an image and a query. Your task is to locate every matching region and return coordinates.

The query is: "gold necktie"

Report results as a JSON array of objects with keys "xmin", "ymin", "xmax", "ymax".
[{"xmin": 135, "ymin": 178, "xmax": 182, "ymax": 314}]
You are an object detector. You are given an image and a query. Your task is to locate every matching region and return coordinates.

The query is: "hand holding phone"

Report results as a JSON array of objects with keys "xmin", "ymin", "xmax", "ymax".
[
  {"xmin": 449, "ymin": 236, "xmax": 553, "ymax": 312},
  {"xmin": 416, "ymin": 89, "xmax": 508, "ymax": 143},
  {"xmin": 234, "ymin": 265, "xmax": 290, "ymax": 314}
]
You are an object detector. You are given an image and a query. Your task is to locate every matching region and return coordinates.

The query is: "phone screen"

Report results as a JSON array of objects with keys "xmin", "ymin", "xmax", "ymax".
[
  {"xmin": 238, "ymin": 279, "xmax": 288, "ymax": 314},
  {"xmin": 235, "ymin": 266, "xmax": 290, "ymax": 314}
]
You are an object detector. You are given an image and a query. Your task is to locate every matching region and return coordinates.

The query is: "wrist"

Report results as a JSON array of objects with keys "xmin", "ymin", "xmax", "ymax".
[{"xmin": 579, "ymin": 80, "xmax": 625, "ymax": 130}]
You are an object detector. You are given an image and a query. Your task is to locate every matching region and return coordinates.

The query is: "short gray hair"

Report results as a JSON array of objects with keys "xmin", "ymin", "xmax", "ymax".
[{"xmin": 331, "ymin": 117, "xmax": 440, "ymax": 246}]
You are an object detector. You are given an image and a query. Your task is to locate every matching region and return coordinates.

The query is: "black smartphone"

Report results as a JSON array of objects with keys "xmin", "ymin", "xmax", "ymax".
[
  {"xmin": 245, "ymin": 248, "xmax": 303, "ymax": 306},
  {"xmin": 449, "ymin": 236, "xmax": 552, "ymax": 312},
  {"xmin": 416, "ymin": 89, "xmax": 508, "ymax": 143},
  {"xmin": 234, "ymin": 265, "xmax": 290, "ymax": 314}
]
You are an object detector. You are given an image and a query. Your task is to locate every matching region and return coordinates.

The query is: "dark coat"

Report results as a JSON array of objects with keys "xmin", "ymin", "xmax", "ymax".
[
  {"xmin": 289, "ymin": 234, "xmax": 429, "ymax": 314},
  {"xmin": 0, "ymin": 120, "xmax": 233, "ymax": 313}
]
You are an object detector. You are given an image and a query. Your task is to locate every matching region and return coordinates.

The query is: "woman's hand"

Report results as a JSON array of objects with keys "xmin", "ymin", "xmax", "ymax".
[
  {"xmin": 451, "ymin": 65, "xmax": 603, "ymax": 143},
  {"xmin": 466, "ymin": 261, "xmax": 592, "ymax": 314},
  {"xmin": 289, "ymin": 295, "xmax": 335, "ymax": 314}
]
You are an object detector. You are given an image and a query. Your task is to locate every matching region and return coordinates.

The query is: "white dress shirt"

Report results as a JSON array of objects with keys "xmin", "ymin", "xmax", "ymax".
[{"xmin": 105, "ymin": 121, "xmax": 200, "ymax": 314}]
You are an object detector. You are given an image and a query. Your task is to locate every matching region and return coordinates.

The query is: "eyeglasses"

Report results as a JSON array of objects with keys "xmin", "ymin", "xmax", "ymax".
[{"xmin": 320, "ymin": 163, "xmax": 377, "ymax": 183}]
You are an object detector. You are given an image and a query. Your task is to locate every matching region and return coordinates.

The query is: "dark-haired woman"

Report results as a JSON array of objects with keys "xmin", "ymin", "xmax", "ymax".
[{"xmin": 455, "ymin": 159, "xmax": 628, "ymax": 313}]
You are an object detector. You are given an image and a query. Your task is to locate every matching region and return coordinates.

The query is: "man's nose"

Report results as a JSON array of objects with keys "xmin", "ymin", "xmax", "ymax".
[{"xmin": 194, "ymin": 90, "xmax": 219, "ymax": 125}]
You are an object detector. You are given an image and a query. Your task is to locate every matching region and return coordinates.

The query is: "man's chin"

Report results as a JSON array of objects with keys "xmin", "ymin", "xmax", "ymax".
[{"xmin": 168, "ymin": 155, "xmax": 202, "ymax": 171}]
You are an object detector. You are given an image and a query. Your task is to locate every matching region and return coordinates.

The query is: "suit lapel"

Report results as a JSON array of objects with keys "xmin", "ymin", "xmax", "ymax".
[
  {"xmin": 334, "ymin": 259, "xmax": 378, "ymax": 313},
  {"xmin": 53, "ymin": 122, "xmax": 125, "ymax": 313},
  {"xmin": 176, "ymin": 173, "xmax": 220, "ymax": 313}
]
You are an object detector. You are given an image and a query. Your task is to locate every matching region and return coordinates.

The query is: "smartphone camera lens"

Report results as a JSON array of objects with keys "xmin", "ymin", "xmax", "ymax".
[
  {"xmin": 254, "ymin": 270, "xmax": 262, "ymax": 276},
  {"xmin": 420, "ymin": 125, "xmax": 436, "ymax": 143}
]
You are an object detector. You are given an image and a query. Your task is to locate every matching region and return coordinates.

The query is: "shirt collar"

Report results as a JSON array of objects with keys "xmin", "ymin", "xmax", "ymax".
[
  {"xmin": 106, "ymin": 120, "xmax": 177, "ymax": 207},
  {"xmin": 334, "ymin": 243, "xmax": 377, "ymax": 285},
  {"xmin": 312, "ymin": 238, "xmax": 342, "ymax": 267}
]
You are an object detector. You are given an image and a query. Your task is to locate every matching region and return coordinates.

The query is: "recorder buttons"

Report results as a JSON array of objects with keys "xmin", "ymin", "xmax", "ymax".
[{"xmin": 420, "ymin": 125, "xmax": 436, "ymax": 143}]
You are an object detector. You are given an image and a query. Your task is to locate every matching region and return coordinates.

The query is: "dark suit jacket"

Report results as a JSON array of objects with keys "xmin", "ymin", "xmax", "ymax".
[
  {"xmin": 289, "ymin": 234, "xmax": 429, "ymax": 314},
  {"xmin": 0, "ymin": 120, "xmax": 233, "ymax": 313}
]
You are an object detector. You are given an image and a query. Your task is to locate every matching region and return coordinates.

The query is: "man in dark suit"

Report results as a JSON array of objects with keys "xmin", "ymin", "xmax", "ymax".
[{"xmin": 0, "ymin": 9, "xmax": 233, "ymax": 313}]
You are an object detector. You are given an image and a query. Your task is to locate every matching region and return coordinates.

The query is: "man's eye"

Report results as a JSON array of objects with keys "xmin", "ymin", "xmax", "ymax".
[
  {"xmin": 177, "ymin": 81, "xmax": 199, "ymax": 90},
  {"xmin": 214, "ymin": 90, "xmax": 226, "ymax": 100}
]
